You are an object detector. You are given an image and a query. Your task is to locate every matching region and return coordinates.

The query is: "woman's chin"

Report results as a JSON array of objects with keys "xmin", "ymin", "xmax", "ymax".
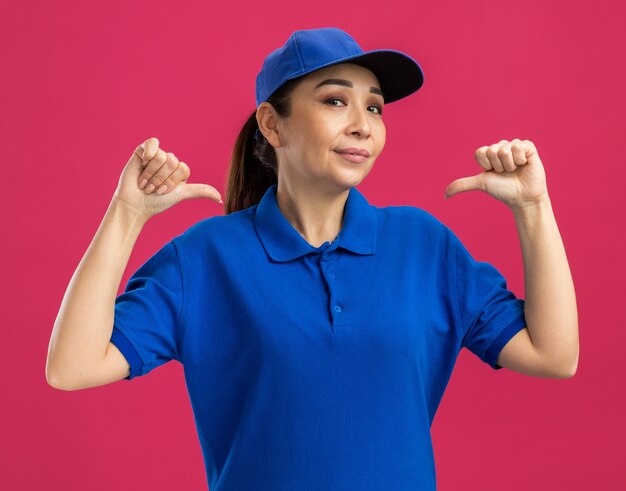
[{"xmin": 331, "ymin": 170, "xmax": 370, "ymax": 190}]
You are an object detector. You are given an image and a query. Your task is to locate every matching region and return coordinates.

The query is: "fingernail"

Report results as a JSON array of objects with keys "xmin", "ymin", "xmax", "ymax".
[
  {"xmin": 145, "ymin": 183, "xmax": 155, "ymax": 194},
  {"xmin": 156, "ymin": 184, "xmax": 167, "ymax": 195},
  {"xmin": 218, "ymin": 199, "xmax": 223, "ymax": 204},
  {"xmin": 139, "ymin": 178, "xmax": 148, "ymax": 189}
]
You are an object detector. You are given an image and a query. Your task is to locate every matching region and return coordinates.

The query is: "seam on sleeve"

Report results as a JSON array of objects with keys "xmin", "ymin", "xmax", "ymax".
[
  {"xmin": 452, "ymin": 237, "xmax": 504, "ymax": 349},
  {"xmin": 110, "ymin": 321, "xmax": 146, "ymax": 379},
  {"xmin": 484, "ymin": 311, "xmax": 527, "ymax": 369},
  {"xmin": 452, "ymin": 238, "xmax": 494, "ymax": 346},
  {"xmin": 451, "ymin": 237, "xmax": 464, "ymax": 345},
  {"xmin": 171, "ymin": 239, "xmax": 186, "ymax": 362}
]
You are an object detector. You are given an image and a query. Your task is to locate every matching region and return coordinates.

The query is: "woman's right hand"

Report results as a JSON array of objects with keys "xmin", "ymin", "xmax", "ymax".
[{"xmin": 112, "ymin": 137, "xmax": 223, "ymax": 221}]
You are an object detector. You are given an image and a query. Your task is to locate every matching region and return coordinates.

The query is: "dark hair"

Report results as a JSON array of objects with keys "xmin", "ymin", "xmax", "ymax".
[{"xmin": 224, "ymin": 77, "xmax": 302, "ymax": 214}]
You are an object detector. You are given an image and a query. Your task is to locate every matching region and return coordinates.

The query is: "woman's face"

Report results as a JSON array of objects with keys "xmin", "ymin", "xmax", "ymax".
[{"xmin": 267, "ymin": 62, "xmax": 386, "ymax": 192}]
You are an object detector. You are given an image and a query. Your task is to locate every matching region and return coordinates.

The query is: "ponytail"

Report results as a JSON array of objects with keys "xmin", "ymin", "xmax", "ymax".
[{"xmin": 224, "ymin": 77, "xmax": 301, "ymax": 214}]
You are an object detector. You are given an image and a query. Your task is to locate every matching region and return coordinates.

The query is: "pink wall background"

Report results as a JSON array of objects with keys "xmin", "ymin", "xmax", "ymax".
[{"xmin": 2, "ymin": 0, "xmax": 624, "ymax": 489}]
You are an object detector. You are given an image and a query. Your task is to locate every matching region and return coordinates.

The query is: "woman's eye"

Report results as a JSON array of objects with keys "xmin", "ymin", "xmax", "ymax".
[
  {"xmin": 323, "ymin": 98, "xmax": 383, "ymax": 115},
  {"xmin": 370, "ymin": 105, "xmax": 383, "ymax": 115},
  {"xmin": 325, "ymin": 98, "xmax": 345, "ymax": 107}
]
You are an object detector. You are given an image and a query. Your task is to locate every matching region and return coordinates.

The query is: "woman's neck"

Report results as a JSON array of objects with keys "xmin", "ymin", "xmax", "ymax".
[{"xmin": 275, "ymin": 179, "xmax": 348, "ymax": 248}]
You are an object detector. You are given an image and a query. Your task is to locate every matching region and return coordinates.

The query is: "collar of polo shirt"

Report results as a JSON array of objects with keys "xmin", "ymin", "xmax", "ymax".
[{"xmin": 254, "ymin": 183, "xmax": 378, "ymax": 262}]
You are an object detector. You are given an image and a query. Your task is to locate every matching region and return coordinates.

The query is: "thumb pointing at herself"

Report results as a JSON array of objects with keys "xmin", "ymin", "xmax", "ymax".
[
  {"xmin": 444, "ymin": 174, "xmax": 484, "ymax": 199},
  {"xmin": 444, "ymin": 139, "xmax": 548, "ymax": 209},
  {"xmin": 178, "ymin": 182, "xmax": 224, "ymax": 203},
  {"xmin": 114, "ymin": 137, "xmax": 223, "ymax": 222}
]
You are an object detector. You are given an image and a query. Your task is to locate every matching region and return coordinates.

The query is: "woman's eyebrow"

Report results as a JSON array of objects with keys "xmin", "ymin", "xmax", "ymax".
[{"xmin": 314, "ymin": 78, "xmax": 385, "ymax": 99}]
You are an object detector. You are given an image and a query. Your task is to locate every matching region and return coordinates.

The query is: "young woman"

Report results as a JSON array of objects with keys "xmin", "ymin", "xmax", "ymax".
[{"xmin": 46, "ymin": 27, "xmax": 578, "ymax": 490}]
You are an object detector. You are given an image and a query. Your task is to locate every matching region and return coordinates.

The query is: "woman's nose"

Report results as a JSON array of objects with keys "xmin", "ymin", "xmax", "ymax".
[{"xmin": 347, "ymin": 105, "xmax": 371, "ymax": 137}]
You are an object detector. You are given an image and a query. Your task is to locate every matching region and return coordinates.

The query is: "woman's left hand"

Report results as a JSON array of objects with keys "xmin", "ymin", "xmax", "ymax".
[{"xmin": 444, "ymin": 139, "xmax": 548, "ymax": 210}]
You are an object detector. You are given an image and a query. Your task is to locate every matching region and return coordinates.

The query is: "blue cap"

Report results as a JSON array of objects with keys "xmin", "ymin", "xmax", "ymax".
[{"xmin": 255, "ymin": 27, "xmax": 425, "ymax": 108}]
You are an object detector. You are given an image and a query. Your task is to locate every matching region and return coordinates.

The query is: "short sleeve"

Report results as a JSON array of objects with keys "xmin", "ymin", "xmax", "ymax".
[
  {"xmin": 450, "ymin": 231, "xmax": 527, "ymax": 370},
  {"xmin": 110, "ymin": 239, "xmax": 184, "ymax": 380}
]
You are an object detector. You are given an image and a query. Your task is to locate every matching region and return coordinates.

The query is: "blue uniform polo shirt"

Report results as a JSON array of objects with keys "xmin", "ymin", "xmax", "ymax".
[{"xmin": 110, "ymin": 182, "xmax": 527, "ymax": 490}]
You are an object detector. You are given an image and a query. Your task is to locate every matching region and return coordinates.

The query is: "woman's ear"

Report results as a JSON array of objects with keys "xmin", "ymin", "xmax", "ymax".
[{"xmin": 256, "ymin": 103, "xmax": 282, "ymax": 148}]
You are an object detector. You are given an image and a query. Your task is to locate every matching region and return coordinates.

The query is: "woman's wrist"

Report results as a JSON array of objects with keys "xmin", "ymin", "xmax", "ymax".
[{"xmin": 108, "ymin": 195, "xmax": 150, "ymax": 231}]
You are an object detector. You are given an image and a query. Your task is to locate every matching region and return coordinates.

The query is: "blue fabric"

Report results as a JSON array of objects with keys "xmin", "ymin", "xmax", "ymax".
[{"xmin": 111, "ymin": 182, "xmax": 526, "ymax": 490}]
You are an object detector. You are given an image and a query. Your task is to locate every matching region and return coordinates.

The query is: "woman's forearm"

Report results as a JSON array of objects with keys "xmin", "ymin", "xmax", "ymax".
[
  {"xmin": 512, "ymin": 194, "xmax": 579, "ymax": 375},
  {"xmin": 46, "ymin": 197, "xmax": 148, "ymax": 388}
]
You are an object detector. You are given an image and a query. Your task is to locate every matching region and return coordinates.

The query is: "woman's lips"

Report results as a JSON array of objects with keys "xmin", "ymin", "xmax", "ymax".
[{"xmin": 334, "ymin": 151, "xmax": 369, "ymax": 163}]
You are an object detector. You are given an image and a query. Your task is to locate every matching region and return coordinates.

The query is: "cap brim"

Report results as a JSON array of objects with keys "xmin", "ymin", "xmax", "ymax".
[{"xmin": 285, "ymin": 49, "xmax": 425, "ymax": 104}]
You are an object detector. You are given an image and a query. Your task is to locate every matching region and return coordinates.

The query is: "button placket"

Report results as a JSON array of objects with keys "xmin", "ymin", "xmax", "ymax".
[{"xmin": 319, "ymin": 253, "xmax": 343, "ymax": 325}]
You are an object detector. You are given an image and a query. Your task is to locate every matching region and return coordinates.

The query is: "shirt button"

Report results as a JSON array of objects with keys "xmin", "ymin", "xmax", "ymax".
[
  {"xmin": 334, "ymin": 305, "xmax": 342, "ymax": 312},
  {"xmin": 322, "ymin": 255, "xmax": 330, "ymax": 262},
  {"xmin": 330, "ymin": 273, "xmax": 336, "ymax": 279}
]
